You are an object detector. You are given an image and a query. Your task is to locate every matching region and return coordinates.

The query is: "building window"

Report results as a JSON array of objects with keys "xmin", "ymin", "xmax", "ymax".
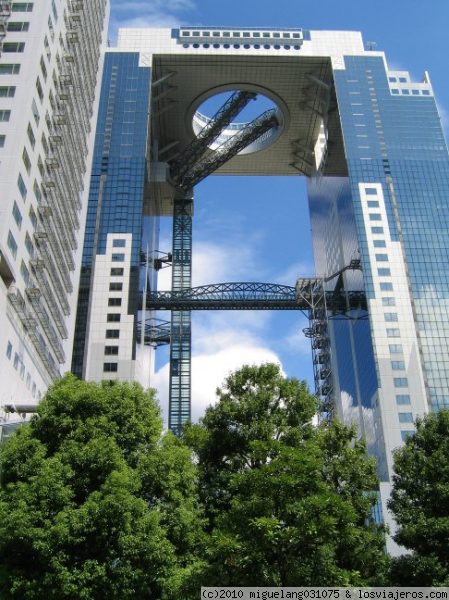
[
  {"xmin": 378, "ymin": 268, "xmax": 391, "ymax": 276},
  {"xmin": 382, "ymin": 297, "xmax": 395, "ymax": 306},
  {"xmin": 373, "ymin": 240, "xmax": 386, "ymax": 248},
  {"xmin": 22, "ymin": 147, "xmax": 31, "ymax": 173},
  {"xmin": 376, "ymin": 254, "xmax": 388, "ymax": 262},
  {"xmin": 40, "ymin": 56, "xmax": 47, "ymax": 81},
  {"xmin": 108, "ymin": 298, "xmax": 122, "ymax": 307},
  {"xmin": 369, "ymin": 214, "xmax": 382, "ymax": 221},
  {"xmin": 0, "ymin": 110, "xmax": 11, "ymax": 122},
  {"xmin": 364, "ymin": 187, "xmax": 378, "ymax": 195},
  {"xmin": 110, "ymin": 268, "xmax": 124, "ymax": 276},
  {"xmin": 12, "ymin": 3, "xmax": 34, "ymax": 11},
  {"xmin": 385, "ymin": 313, "xmax": 398, "ymax": 322},
  {"xmin": 112, "ymin": 239, "xmax": 126, "ymax": 248},
  {"xmin": 13, "ymin": 353, "xmax": 19, "ymax": 369},
  {"xmin": 31, "ymin": 99, "xmax": 40, "ymax": 125},
  {"xmin": 17, "ymin": 173, "xmax": 27, "ymax": 199},
  {"xmin": 399, "ymin": 412, "xmax": 413, "ymax": 423},
  {"xmin": 104, "ymin": 362, "xmax": 118, "ymax": 373},
  {"xmin": 0, "ymin": 135, "xmax": 5, "ymax": 148},
  {"xmin": 44, "ymin": 35, "xmax": 50, "ymax": 60},
  {"xmin": 371, "ymin": 227, "xmax": 384, "ymax": 234},
  {"xmin": 386, "ymin": 328, "xmax": 400, "ymax": 338},
  {"xmin": 25, "ymin": 232, "xmax": 34, "ymax": 257},
  {"xmin": 35, "ymin": 77, "xmax": 44, "ymax": 102},
  {"xmin": 396, "ymin": 394, "xmax": 411, "ymax": 405},
  {"xmin": 33, "ymin": 180, "xmax": 42, "ymax": 204},
  {"xmin": 6, "ymin": 341, "xmax": 12, "ymax": 360},
  {"xmin": 111, "ymin": 253, "xmax": 125, "ymax": 262},
  {"xmin": 394, "ymin": 377, "xmax": 408, "ymax": 388},
  {"xmin": 401, "ymin": 430, "xmax": 414, "ymax": 442},
  {"xmin": 2, "ymin": 42, "xmax": 25, "ymax": 53},
  {"xmin": 389, "ymin": 344, "xmax": 403, "ymax": 354},
  {"xmin": 380, "ymin": 282, "xmax": 393, "ymax": 291},
  {"xmin": 109, "ymin": 282, "xmax": 123, "ymax": 291},
  {"xmin": 7, "ymin": 21, "xmax": 30, "ymax": 32},
  {"xmin": 12, "ymin": 201, "xmax": 22, "ymax": 229},
  {"xmin": 20, "ymin": 260, "xmax": 30, "ymax": 286},
  {"xmin": 0, "ymin": 86, "xmax": 16, "ymax": 97},
  {"xmin": 7, "ymin": 231, "xmax": 18, "ymax": 259},
  {"xmin": 367, "ymin": 200, "xmax": 379, "ymax": 208},
  {"xmin": 48, "ymin": 15, "xmax": 54, "ymax": 39},
  {"xmin": 29, "ymin": 206, "xmax": 37, "ymax": 229},
  {"xmin": 105, "ymin": 346, "xmax": 119, "ymax": 356},
  {"xmin": 0, "ymin": 64, "xmax": 21, "ymax": 75},
  {"xmin": 391, "ymin": 360, "xmax": 405, "ymax": 370},
  {"xmin": 107, "ymin": 314, "xmax": 121, "ymax": 322},
  {"xmin": 27, "ymin": 123, "xmax": 36, "ymax": 149},
  {"xmin": 106, "ymin": 329, "xmax": 120, "ymax": 339}
]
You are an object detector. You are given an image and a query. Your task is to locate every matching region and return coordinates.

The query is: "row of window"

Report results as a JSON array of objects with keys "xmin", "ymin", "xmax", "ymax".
[
  {"xmin": 362, "ymin": 187, "xmax": 416, "ymax": 439},
  {"xmin": 181, "ymin": 30, "xmax": 301, "ymax": 39},
  {"xmin": 103, "ymin": 249, "xmax": 126, "ymax": 373},
  {"xmin": 5, "ymin": 340, "xmax": 41, "ymax": 399},
  {"xmin": 182, "ymin": 43, "xmax": 302, "ymax": 51},
  {"xmin": 391, "ymin": 88, "xmax": 431, "ymax": 97}
]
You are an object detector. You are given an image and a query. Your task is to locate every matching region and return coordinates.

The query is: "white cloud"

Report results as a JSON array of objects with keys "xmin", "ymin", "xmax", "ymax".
[
  {"xmin": 149, "ymin": 235, "xmax": 294, "ymax": 424},
  {"xmin": 271, "ymin": 260, "xmax": 315, "ymax": 286},
  {"xmin": 153, "ymin": 333, "xmax": 282, "ymax": 425},
  {"xmin": 109, "ymin": 0, "xmax": 197, "ymax": 43},
  {"xmin": 281, "ymin": 318, "xmax": 314, "ymax": 358}
]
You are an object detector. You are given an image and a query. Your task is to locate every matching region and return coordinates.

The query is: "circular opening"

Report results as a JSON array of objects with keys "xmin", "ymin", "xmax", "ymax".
[{"xmin": 192, "ymin": 89, "xmax": 284, "ymax": 156}]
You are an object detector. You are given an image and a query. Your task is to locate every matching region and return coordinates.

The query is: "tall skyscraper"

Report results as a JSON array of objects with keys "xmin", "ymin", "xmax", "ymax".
[
  {"xmin": 0, "ymin": 1, "xmax": 109, "ymax": 406},
  {"xmin": 75, "ymin": 26, "xmax": 448, "ymax": 549}
]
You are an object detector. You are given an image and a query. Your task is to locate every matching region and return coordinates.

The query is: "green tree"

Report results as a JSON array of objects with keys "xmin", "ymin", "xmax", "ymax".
[
  {"xmin": 184, "ymin": 363, "xmax": 388, "ymax": 586},
  {"xmin": 0, "ymin": 375, "xmax": 204, "ymax": 599},
  {"xmin": 388, "ymin": 410, "xmax": 449, "ymax": 586}
]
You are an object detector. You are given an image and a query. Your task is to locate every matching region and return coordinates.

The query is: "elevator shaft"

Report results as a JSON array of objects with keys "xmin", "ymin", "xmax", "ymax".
[{"xmin": 168, "ymin": 197, "xmax": 193, "ymax": 434}]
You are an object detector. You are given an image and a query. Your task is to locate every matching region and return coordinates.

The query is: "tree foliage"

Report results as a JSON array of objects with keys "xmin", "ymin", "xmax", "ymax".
[
  {"xmin": 0, "ymin": 365, "xmax": 391, "ymax": 595},
  {"xmin": 388, "ymin": 410, "xmax": 449, "ymax": 585},
  {"xmin": 0, "ymin": 375, "xmax": 204, "ymax": 599},
  {"xmin": 184, "ymin": 363, "xmax": 388, "ymax": 586}
]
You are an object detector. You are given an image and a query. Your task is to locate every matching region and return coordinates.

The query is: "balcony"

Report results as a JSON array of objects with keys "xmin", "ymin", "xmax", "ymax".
[{"xmin": 7, "ymin": 287, "xmax": 60, "ymax": 381}]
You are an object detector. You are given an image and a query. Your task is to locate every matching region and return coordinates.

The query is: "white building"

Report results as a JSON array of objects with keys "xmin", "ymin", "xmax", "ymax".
[{"xmin": 0, "ymin": 0, "xmax": 109, "ymax": 407}]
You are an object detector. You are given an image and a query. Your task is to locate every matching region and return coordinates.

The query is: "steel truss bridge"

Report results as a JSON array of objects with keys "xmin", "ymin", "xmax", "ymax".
[
  {"xmin": 145, "ymin": 282, "xmax": 366, "ymax": 312},
  {"xmin": 143, "ymin": 85, "xmax": 366, "ymax": 433}
]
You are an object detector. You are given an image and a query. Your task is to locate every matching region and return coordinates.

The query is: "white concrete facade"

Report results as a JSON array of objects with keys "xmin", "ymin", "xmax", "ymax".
[{"xmin": 0, "ymin": 0, "xmax": 109, "ymax": 408}]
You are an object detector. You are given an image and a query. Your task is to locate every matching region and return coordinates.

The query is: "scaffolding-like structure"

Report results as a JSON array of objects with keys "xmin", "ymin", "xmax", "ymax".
[
  {"xmin": 0, "ymin": 2, "xmax": 11, "ymax": 56},
  {"xmin": 142, "ymin": 89, "xmax": 365, "ymax": 430}
]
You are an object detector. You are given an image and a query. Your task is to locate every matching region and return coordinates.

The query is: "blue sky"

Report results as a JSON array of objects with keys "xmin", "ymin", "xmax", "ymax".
[{"xmin": 110, "ymin": 0, "xmax": 449, "ymax": 419}]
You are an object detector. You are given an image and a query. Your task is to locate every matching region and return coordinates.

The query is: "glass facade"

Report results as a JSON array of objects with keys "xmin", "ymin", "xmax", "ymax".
[
  {"xmin": 72, "ymin": 53, "xmax": 151, "ymax": 377},
  {"xmin": 309, "ymin": 53, "xmax": 449, "ymax": 491}
]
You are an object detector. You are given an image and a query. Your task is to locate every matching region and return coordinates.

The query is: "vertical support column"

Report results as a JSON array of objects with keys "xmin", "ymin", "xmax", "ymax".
[{"xmin": 169, "ymin": 195, "xmax": 193, "ymax": 434}]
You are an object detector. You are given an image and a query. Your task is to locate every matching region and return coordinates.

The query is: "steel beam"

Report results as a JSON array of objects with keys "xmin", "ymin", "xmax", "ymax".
[
  {"xmin": 178, "ymin": 109, "xmax": 280, "ymax": 191},
  {"xmin": 169, "ymin": 197, "xmax": 193, "ymax": 435},
  {"xmin": 170, "ymin": 90, "xmax": 257, "ymax": 184}
]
